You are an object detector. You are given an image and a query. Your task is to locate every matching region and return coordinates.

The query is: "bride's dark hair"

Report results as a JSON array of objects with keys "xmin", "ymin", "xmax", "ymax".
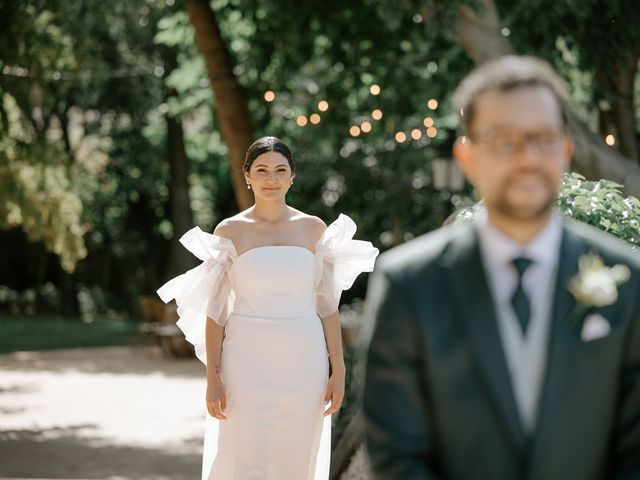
[{"xmin": 243, "ymin": 136, "xmax": 295, "ymax": 173}]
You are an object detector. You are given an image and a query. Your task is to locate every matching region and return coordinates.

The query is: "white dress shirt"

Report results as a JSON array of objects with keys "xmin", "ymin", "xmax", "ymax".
[{"xmin": 475, "ymin": 210, "xmax": 563, "ymax": 434}]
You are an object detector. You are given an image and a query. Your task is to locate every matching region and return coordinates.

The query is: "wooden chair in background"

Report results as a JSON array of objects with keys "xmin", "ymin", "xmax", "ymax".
[{"xmin": 134, "ymin": 296, "xmax": 192, "ymax": 358}]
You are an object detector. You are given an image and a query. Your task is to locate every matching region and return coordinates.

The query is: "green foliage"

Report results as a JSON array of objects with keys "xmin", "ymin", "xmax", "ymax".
[
  {"xmin": 0, "ymin": 315, "xmax": 138, "ymax": 354},
  {"xmin": 0, "ymin": 0, "xmax": 170, "ymax": 278},
  {"xmin": 557, "ymin": 172, "xmax": 640, "ymax": 246},
  {"xmin": 151, "ymin": 0, "xmax": 640, "ymax": 252},
  {"xmin": 0, "ymin": 103, "xmax": 87, "ymax": 272},
  {"xmin": 0, "ymin": 283, "xmax": 61, "ymax": 315},
  {"xmin": 2, "ymin": 0, "xmax": 640, "ymax": 312},
  {"xmin": 0, "ymin": 2, "xmax": 89, "ymax": 272},
  {"xmin": 454, "ymin": 172, "xmax": 640, "ymax": 248},
  {"xmin": 497, "ymin": 0, "xmax": 640, "ymax": 128},
  {"xmin": 178, "ymin": 0, "xmax": 476, "ymax": 244},
  {"xmin": 500, "ymin": 0, "xmax": 640, "ymax": 72}
]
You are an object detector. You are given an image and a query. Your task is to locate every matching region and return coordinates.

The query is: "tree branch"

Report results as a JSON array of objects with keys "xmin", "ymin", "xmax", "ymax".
[{"xmin": 455, "ymin": 0, "xmax": 640, "ymax": 198}]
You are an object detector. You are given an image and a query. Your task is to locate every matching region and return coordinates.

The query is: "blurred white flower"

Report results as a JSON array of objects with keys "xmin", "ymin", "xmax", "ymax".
[{"xmin": 568, "ymin": 252, "xmax": 630, "ymax": 309}]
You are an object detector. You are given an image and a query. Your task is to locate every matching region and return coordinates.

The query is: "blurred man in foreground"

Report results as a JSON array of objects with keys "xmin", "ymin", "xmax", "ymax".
[{"xmin": 364, "ymin": 55, "xmax": 640, "ymax": 479}]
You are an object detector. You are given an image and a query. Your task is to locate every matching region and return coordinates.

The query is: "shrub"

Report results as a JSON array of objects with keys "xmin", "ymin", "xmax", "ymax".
[
  {"xmin": 556, "ymin": 172, "xmax": 640, "ymax": 246},
  {"xmin": 453, "ymin": 172, "xmax": 640, "ymax": 248}
]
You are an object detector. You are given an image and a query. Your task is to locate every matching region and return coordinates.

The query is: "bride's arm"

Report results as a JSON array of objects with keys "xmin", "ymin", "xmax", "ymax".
[
  {"xmin": 204, "ymin": 219, "xmax": 237, "ymax": 420},
  {"xmin": 320, "ymin": 310, "xmax": 346, "ymax": 416},
  {"xmin": 205, "ymin": 318, "xmax": 227, "ymax": 419}
]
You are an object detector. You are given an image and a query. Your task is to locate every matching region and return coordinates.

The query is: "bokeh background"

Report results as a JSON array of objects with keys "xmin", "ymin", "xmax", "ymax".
[{"xmin": 1, "ymin": 0, "xmax": 640, "ymax": 478}]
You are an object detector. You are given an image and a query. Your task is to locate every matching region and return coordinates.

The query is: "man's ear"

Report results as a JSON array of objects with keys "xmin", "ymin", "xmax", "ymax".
[{"xmin": 453, "ymin": 136, "xmax": 476, "ymax": 185}]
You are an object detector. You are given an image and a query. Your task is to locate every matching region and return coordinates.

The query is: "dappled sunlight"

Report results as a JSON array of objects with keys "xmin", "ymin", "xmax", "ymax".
[
  {"xmin": 0, "ymin": 426, "xmax": 201, "ymax": 479},
  {"xmin": 0, "ymin": 346, "xmax": 203, "ymax": 377},
  {"xmin": 0, "ymin": 347, "xmax": 204, "ymax": 478}
]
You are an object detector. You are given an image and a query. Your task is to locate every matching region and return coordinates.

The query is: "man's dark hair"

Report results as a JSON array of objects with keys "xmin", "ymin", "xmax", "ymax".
[{"xmin": 453, "ymin": 55, "xmax": 570, "ymax": 135}]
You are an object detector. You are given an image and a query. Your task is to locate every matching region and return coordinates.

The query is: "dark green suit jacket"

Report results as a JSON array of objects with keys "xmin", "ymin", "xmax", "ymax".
[{"xmin": 363, "ymin": 219, "xmax": 640, "ymax": 479}]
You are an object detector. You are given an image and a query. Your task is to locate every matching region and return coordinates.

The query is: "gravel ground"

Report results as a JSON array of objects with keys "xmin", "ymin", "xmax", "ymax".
[
  {"xmin": 0, "ymin": 346, "xmax": 205, "ymax": 480},
  {"xmin": 0, "ymin": 346, "xmax": 372, "ymax": 480}
]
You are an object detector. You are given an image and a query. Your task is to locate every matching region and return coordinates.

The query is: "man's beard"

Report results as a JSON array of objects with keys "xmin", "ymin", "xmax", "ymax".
[{"xmin": 490, "ymin": 173, "xmax": 557, "ymax": 221}]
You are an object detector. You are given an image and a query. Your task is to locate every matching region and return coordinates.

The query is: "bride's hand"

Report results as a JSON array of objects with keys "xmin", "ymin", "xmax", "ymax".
[
  {"xmin": 323, "ymin": 369, "xmax": 345, "ymax": 416},
  {"xmin": 206, "ymin": 376, "xmax": 227, "ymax": 420}
]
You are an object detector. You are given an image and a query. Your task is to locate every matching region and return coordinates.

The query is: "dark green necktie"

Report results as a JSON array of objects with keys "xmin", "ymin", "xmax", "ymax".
[{"xmin": 511, "ymin": 257, "xmax": 533, "ymax": 333}]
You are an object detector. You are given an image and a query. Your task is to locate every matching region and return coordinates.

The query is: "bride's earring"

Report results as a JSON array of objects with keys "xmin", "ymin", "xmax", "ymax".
[{"xmin": 246, "ymin": 183, "xmax": 252, "ymax": 190}]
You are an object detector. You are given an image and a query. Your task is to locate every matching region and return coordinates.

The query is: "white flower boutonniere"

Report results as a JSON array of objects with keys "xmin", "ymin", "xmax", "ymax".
[{"xmin": 567, "ymin": 252, "xmax": 630, "ymax": 327}]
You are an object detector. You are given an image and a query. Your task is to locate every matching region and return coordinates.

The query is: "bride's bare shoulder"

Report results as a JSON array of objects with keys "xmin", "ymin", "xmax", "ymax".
[
  {"xmin": 213, "ymin": 212, "xmax": 252, "ymax": 240},
  {"xmin": 289, "ymin": 208, "xmax": 327, "ymax": 239}
]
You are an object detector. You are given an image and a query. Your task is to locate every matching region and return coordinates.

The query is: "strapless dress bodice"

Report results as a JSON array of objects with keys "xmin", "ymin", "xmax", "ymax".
[
  {"xmin": 229, "ymin": 246, "xmax": 318, "ymax": 318},
  {"xmin": 157, "ymin": 213, "xmax": 379, "ymax": 365}
]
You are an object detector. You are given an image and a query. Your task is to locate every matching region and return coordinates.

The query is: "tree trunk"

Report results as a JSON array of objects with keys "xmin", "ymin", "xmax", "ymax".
[
  {"xmin": 164, "ymin": 49, "xmax": 198, "ymax": 280},
  {"xmin": 455, "ymin": 0, "xmax": 640, "ymax": 198},
  {"xmin": 566, "ymin": 109, "xmax": 640, "ymax": 191},
  {"xmin": 59, "ymin": 268, "xmax": 79, "ymax": 316},
  {"xmin": 186, "ymin": 0, "xmax": 254, "ymax": 211},
  {"xmin": 595, "ymin": 52, "xmax": 639, "ymax": 162},
  {"xmin": 612, "ymin": 53, "xmax": 639, "ymax": 162},
  {"xmin": 456, "ymin": 0, "xmax": 514, "ymax": 63},
  {"xmin": 166, "ymin": 113, "xmax": 197, "ymax": 278}
]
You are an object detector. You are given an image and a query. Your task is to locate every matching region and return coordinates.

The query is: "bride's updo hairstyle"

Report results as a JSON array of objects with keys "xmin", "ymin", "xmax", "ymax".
[{"xmin": 243, "ymin": 136, "xmax": 296, "ymax": 173}]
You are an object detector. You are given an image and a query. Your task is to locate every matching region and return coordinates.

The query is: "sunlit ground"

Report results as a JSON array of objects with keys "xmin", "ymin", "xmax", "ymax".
[
  {"xmin": 0, "ymin": 346, "xmax": 372, "ymax": 479},
  {"xmin": 0, "ymin": 346, "xmax": 205, "ymax": 480}
]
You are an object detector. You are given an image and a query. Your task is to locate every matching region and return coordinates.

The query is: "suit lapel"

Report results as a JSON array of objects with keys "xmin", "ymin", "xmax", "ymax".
[
  {"xmin": 442, "ymin": 224, "xmax": 528, "ymax": 450},
  {"xmin": 529, "ymin": 225, "xmax": 589, "ymax": 463}
]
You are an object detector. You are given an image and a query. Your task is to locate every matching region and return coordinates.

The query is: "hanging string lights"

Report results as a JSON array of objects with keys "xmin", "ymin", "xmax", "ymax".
[{"xmin": 262, "ymin": 80, "xmax": 441, "ymax": 145}]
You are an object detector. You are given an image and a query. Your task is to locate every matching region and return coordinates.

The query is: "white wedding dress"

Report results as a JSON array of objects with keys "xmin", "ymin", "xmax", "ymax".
[{"xmin": 157, "ymin": 214, "xmax": 378, "ymax": 480}]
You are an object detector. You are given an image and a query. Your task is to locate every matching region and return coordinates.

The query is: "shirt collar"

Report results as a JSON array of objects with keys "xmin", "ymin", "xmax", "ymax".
[{"xmin": 474, "ymin": 208, "xmax": 563, "ymax": 268}]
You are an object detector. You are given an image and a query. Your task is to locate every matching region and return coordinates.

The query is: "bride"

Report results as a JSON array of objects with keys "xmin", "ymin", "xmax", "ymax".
[{"xmin": 158, "ymin": 136, "xmax": 378, "ymax": 479}]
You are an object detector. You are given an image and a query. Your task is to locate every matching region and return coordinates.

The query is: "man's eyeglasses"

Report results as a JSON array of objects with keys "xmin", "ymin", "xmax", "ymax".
[{"xmin": 468, "ymin": 128, "xmax": 567, "ymax": 156}]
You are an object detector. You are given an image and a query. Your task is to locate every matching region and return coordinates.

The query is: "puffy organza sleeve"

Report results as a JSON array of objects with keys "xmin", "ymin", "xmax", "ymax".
[
  {"xmin": 156, "ymin": 226, "xmax": 237, "ymax": 364},
  {"xmin": 315, "ymin": 214, "xmax": 379, "ymax": 318}
]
